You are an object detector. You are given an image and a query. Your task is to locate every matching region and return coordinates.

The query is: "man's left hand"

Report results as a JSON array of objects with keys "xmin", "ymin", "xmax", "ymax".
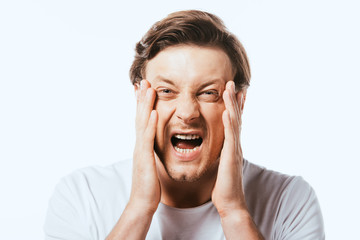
[
  {"xmin": 211, "ymin": 81, "xmax": 264, "ymax": 239},
  {"xmin": 211, "ymin": 80, "xmax": 246, "ymax": 217}
]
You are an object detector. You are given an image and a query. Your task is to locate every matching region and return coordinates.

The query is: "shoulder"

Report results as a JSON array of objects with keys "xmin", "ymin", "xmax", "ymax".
[
  {"xmin": 54, "ymin": 159, "xmax": 133, "ymax": 208},
  {"xmin": 243, "ymin": 159, "xmax": 325, "ymax": 239},
  {"xmin": 272, "ymin": 176, "xmax": 325, "ymax": 239},
  {"xmin": 243, "ymin": 159, "xmax": 318, "ymax": 206},
  {"xmin": 44, "ymin": 159, "xmax": 133, "ymax": 239},
  {"xmin": 243, "ymin": 159, "xmax": 320, "ymax": 212},
  {"xmin": 61, "ymin": 159, "xmax": 133, "ymax": 188},
  {"xmin": 48, "ymin": 159, "xmax": 133, "ymax": 203},
  {"xmin": 243, "ymin": 159, "xmax": 297, "ymax": 199},
  {"xmin": 57, "ymin": 159, "xmax": 132, "ymax": 192}
]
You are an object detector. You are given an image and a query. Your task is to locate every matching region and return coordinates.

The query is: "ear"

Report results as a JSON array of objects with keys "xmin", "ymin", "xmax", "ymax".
[
  {"xmin": 134, "ymin": 81, "xmax": 141, "ymax": 100},
  {"xmin": 236, "ymin": 89, "xmax": 247, "ymax": 113},
  {"xmin": 134, "ymin": 82, "xmax": 140, "ymax": 92}
]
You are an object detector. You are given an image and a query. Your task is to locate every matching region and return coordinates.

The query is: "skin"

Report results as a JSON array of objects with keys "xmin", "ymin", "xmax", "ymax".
[{"xmin": 106, "ymin": 45, "xmax": 264, "ymax": 240}]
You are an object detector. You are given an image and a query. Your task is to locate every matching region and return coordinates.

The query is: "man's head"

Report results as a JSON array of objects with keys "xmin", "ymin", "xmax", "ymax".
[
  {"xmin": 130, "ymin": 10, "xmax": 250, "ymax": 91},
  {"xmin": 130, "ymin": 10, "xmax": 250, "ymax": 182}
]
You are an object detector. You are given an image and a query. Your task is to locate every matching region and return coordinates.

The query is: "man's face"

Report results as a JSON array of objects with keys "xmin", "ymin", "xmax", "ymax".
[{"xmin": 145, "ymin": 45, "xmax": 234, "ymax": 182}]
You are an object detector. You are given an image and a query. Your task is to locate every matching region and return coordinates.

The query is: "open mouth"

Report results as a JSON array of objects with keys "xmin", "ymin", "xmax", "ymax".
[{"xmin": 171, "ymin": 134, "xmax": 203, "ymax": 154}]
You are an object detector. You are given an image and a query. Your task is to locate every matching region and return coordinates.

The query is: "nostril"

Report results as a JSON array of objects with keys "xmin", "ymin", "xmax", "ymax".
[
  {"xmin": 176, "ymin": 114, "xmax": 199, "ymax": 122},
  {"xmin": 175, "ymin": 101, "xmax": 200, "ymax": 121}
]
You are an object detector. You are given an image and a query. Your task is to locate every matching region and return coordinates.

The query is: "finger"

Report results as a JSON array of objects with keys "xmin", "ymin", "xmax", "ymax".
[
  {"xmin": 135, "ymin": 80, "xmax": 144, "ymax": 117},
  {"xmin": 224, "ymin": 82, "xmax": 237, "ymax": 120},
  {"xmin": 223, "ymin": 82, "xmax": 233, "ymax": 113},
  {"xmin": 139, "ymin": 80, "xmax": 150, "ymax": 100},
  {"xmin": 144, "ymin": 110, "xmax": 158, "ymax": 145},
  {"xmin": 135, "ymin": 80, "xmax": 154, "ymax": 128},
  {"xmin": 222, "ymin": 109, "xmax": 234, "ymax": 141},
  {"xmin": 223, "ymin": 85, "xmax": 238, "ymax": 135},
  {"xmin": 221, "ymin": 109, "xmax": 235, "ymax": 160},
  {"xmin": 227, "ymin": 81, "xmax": 242, "ymax": 126},
  {"xmin": 134, "ymin": 82, "xmax": 140, "ymax": 101},
  {"xmin": 136, "ymin": 88, "xmax": 156, "ymax": 134},
  {"xmin": 142, "ymin": 88, "xmax": 156, "ymax": 127},
  {"xmin": 236, "ymin": 91, "xmax": 244, "ymax": 127},
  {"xmin": 137, "ymin": 110, "xmax": 157, "ymax": 166},
  {"xmin": 222, "ymin": 108, "xmax": 244, "ymax": 174},
  {"xmin": 225, "ymin": 82, "xmax": 243, "ymax": 137},
  {"xmin": 136, "ymin": 80, "xmax": 151, "ymax": 112},
  {"xmin": 135, "ymin": 80, "xmax": 145, "ymax": 104}
]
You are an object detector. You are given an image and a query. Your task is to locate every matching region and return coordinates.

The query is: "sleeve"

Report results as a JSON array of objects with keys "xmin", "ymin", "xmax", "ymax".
[
  {"xmin": 44, "ymin": 175, "xmax": 92, "ymax": 240},
  {"xmin": 272, "ymin": 177, "xmax": 325, "ymax": 240}
]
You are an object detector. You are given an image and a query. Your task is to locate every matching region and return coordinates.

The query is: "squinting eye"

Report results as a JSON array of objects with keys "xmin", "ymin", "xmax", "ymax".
[
  {"xmin": 201, "ymin": 90, "xmax": 219, "ymax": 96},
  {"xmin": 198, "ymin": 90, "xmax": 220, "ymax": 102},
  {"xmin": 161, "ymin": 89, "xmax": 172, "ymax": 94},
  {"xmin": 156, "ymin": 88, "xmax": 176, "ymax": 100}
]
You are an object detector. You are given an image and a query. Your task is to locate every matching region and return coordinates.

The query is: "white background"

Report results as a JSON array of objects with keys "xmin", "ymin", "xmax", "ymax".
[{"xmin": 0, "ymin": 0, "xmax": 359, "ymax": 239}]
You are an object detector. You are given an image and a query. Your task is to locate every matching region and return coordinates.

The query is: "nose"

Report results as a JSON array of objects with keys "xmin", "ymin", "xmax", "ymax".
[{"xmin": 175, "ymin": 94, "xmax": 200, "ymax": 123}]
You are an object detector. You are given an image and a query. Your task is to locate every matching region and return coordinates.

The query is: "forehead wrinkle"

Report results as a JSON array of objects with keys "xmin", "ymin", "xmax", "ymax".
[
  {"xmin": 146, "ymin": 45, "xmax": 234, "ymax": 88},
  {"xmin": 199, "ymin": 78, "xmax": 225, "ymax": 87},
  {"xmin": 152, "ymin": 76, "xmax": 176, "ymax": 86}
]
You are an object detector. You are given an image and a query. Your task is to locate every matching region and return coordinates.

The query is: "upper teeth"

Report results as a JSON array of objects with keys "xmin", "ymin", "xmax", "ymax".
[{"xmin": 174, "ymin": 134, "xmax": 200, "ymax": 140}]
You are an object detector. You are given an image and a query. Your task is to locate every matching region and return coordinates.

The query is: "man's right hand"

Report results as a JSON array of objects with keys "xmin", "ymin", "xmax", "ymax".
[
  {"xmin": 130, "ymin": 79, "xmax": 160, "ymax": 214},
  {"xmin": 106, "ymin": 80, "xmax": 159, "ymax": 240}
]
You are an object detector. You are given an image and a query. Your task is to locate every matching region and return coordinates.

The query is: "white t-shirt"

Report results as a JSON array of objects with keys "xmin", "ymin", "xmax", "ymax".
[{"xmin": 44, "ymin": 159, "xmax": 325, "ymax": 239}]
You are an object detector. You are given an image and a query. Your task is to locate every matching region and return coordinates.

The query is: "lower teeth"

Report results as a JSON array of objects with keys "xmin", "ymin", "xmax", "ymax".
[{"xmin": 174, "ymin": 146, "xmax": 199, "ymax": 153}]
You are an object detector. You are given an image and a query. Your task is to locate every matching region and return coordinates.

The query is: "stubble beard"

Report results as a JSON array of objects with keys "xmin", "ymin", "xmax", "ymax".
[
  {"xmin": 159, "ymin": 153, "xmax": 220, "ymax": 183},
  {"xmin": 154, "ymin": 123, "xmax": 220, "ymax": 183}
]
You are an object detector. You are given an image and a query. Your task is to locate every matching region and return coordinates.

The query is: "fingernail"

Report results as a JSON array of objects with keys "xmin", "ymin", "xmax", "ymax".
[
  {"xmin": 227, "ymin": 81, "xmax": 234, "ymax": 91},
  {"xmin": 140, "ymin": 80, "xmax": 144, "ymax": 90},
  {"xmin": 226, "ymin": 81, "xmax": 230, "ymax": 87}
]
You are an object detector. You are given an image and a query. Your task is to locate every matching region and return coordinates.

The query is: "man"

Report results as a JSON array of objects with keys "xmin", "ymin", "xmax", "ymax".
[{"xmin": 45, "ymin": 10, "xmax": 325, "ymax": 239}]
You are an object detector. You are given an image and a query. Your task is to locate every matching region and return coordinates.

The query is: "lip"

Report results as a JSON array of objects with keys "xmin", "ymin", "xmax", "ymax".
[
  {"xmin": 171, "ymin": 142, "xmax": 203, "ymax": 162},
  {"xmin": 170, "ymin": 129, "xmax": 204, "ymax": 138},
  {"xmin": 169, "ymin": 129, "xmax": 204, "ymax": 162}
]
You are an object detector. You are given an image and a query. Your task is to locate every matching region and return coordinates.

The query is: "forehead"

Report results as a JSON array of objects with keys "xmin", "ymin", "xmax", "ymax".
[{"xmin": 145, "ymin": 45, "xmax": 234, "ymax": 86}]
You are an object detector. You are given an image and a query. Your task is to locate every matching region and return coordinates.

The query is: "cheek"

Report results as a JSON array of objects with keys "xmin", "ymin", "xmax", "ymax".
[
  {"xmin": 155, "ymin": 100, "xmax": 176, "ymax": 123},
  {"xmin": 154, "ymin": 101, "xmax": 176, "ymax": 145},
  {"xmin": 201, "ymin": 103, "xmax": 225, "ymax": 136},
  {"xmin": 201, "ymin": 104, "xmax": 225, "ymax": 160},
  {"xmin": 202, "ymin": 102, "xmax": 225, "ymax": 124}
]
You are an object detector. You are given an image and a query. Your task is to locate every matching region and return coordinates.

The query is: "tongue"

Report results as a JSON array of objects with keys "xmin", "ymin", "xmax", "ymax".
[
  {"xmin": 174, "ymin": 139, "xmax": 202, "ymax": 149},
  {"xmin": 176, "ymin": 140, "xmax": 197, "ymax": 149}
]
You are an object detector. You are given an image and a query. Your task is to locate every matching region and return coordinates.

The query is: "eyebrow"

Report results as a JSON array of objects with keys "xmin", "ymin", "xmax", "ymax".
[
  {"xmin": 155, "ymin": 77, "xmax": 176, "ymax": 86},
  {"xmin": 198, "ymin": 79, "xmax": 224, "ymax": 89},
  {"xmin": 155, "ymin": 76, "xmax": 225, "ymax": 88}
]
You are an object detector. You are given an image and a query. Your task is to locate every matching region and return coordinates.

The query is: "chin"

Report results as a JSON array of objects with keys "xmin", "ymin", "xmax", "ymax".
[
  {"xmin": 161, "ymin": 155, "xmax": 219, "ymax": 183},
  {"xmin": 166, "ymin": 167, "xmax": 203, "ymax": 182}
]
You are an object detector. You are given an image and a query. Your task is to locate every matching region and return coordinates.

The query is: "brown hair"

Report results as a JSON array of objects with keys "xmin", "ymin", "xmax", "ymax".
[{"xmin": 129, "ymin": 10, "xmax": 251, "ymax": 91}]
